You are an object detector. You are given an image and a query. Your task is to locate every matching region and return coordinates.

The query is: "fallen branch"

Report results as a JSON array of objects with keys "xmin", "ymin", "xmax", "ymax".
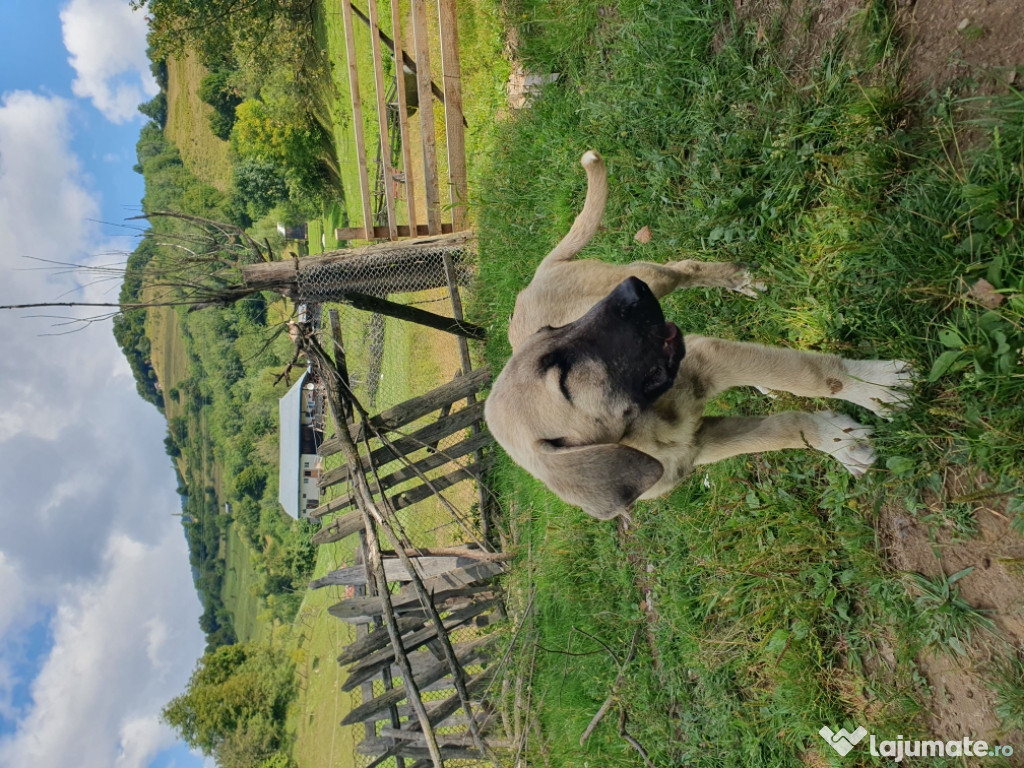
[
  {"xmin": 579, "ymin": 627, "xmax": 641, "ymax": 746},
  {"xmin": 619, "ymin": 707, "xmax": 657, "ymax": 768}
]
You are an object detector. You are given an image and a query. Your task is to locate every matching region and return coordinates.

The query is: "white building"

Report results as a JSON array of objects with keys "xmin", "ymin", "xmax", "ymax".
[{"xmin": 278, "ymin": 369, "xmax": 324, "ymax": 519}]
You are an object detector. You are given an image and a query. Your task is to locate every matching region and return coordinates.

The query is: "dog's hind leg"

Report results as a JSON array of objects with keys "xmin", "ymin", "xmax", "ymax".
[{"xmin": 645, "ymin": 260, "xmax": 765, "ymax": 298}]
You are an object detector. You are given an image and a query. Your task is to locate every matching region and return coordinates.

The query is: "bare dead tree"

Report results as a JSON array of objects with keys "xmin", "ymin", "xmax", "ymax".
[{"xmin": 2, "ymin": 211, "xmax": 484, "ymax": 339}]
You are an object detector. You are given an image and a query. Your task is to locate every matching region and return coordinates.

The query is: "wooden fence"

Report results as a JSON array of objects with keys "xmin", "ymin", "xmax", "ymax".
[
  {"xmin": 291, "ymin": 3, "xmax": 506, "ymax": 763},
  {"xmin": 336, "ymin": 0, "xmax": 469, "ymax": 242},
  {"xmin": 301, "ymin": 315, "xmax": 504, "ymax": 766}
]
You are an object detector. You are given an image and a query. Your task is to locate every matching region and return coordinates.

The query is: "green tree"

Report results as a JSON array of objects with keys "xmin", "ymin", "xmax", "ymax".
[
  {"xmin": 231, "ymin": 99, "xmax": 323, "ymax": 180},
  {"xmin": 162, "ymin": 642, "xmax": 295, "ymax": 756},
  {"xmin": 136, "ymin": 0, "xmax": 317, "ymax": 68},
  {"xmin": 199, "ymin": 70, "xmax": 242, "ymax": 139},
  {"xmin": 233, "ymin": 159, "xmax": 288, "ymax": 220},
  {"xmin": 138, "ymin": 93, "xmax": 168, "ymax": 127}
]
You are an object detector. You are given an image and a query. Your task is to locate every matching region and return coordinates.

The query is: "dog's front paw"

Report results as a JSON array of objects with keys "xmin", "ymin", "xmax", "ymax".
[
  {"xmin": 842, "ymin": 359, "xmax": 915, "ymax": 419},
  {"xmin": 813, "ymin": 411, "xmax": 876, "ymax": 477}
]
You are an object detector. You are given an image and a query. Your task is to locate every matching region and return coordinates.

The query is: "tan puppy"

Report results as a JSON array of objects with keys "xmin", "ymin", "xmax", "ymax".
[{"xmin": 484, "ymin": 151, "xmax": 913, "ymax": 521}]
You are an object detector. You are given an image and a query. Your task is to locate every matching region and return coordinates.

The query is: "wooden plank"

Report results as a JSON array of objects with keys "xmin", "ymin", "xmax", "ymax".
[
  {"xmin": 323, "ymin": 431, "xmax": 491, "ymax": 513},
  {"xmin": 348, "ymin": 2, "xmax": 449, "ymax": 109},
  {"xmin": 410, "ymin": 0, "xmax": 441, "ymax": 234},
  {"xmin": 388, "ymin": 0, "xmax": 418, "ymax": 236},
  {"xmin": 325, "ymin": 582, "xmax": 494, "ymax": 619},
  {"xmin": 320, "ymin": 399, "xmax": 486, "ymax": 485},
  {"xmin": 339, "ymin": 291, "xmax": 486, "ymax": 340},
  {"xmin": 311, "ymin": 509, "xmax": 363, "ymax": 546},
  {"xmin": 389, "ymin": 465, "xmax": 480, "ymax": 511},
  {"xmin": 339, "ymin": 599, "xmax": 490, "ymax": 668},
  {"xmin": 418, "ymin": 666, "xmax": 496, "ymax": 730},
  {"xmin": 342, "ymin": 638, "xmax": 490, "ymax": 724},
  {"xmin": 313, "ymin": 556, "xmax": 474, "ymax": 588},
  {"xmin": 366, "ymin": 0, "xmax": 398, "ymax": 238},
  {"xmin": 335, "ymin": 222, "xmax": 453, "ymax": 240},
  {"xmin": 358, "ymin": 739, "xmax": 484, "ymax": 761},
  {"xmin": 328, "ymin": 309, "xmax": 354, "ymax": 422},
  {"xmin": 441, "ymin": 253, "xmax": 490, "ymax": 532},
  {"xmin": 345, "ymin": 635, "xmax": 491, "ymax": 693},
  {"xmin": 337, "ymin": 616, "xmax": 427, "ymax": 667},
  {"xmin": 341, "ymin": 0, "xmax": 375, "ymax": 239},
  {"xmin": 317, "ymin": 366, "xmax": 490, "ymax": 460},
  {"xmin": 381, "ymin": 729, "xmax": 511, "ymax": 750},
  {"xmin": 357, "ymin": 367, "xmax": 488, "ymax": 439},
  {"xmin": 437, "ymin": 0, "xmax": 468, "ymax": 231}
]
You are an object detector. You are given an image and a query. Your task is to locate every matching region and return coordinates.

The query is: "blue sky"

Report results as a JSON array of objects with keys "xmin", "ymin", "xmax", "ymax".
[{"xmin": 0, "ymin": 1, "xmax": 208, "ymax": 767}]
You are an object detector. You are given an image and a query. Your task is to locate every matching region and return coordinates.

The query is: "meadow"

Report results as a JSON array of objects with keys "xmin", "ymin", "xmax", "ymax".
[{"xmin": 473, "ymin": 0, "xmax": 1024, "ymax": 765}]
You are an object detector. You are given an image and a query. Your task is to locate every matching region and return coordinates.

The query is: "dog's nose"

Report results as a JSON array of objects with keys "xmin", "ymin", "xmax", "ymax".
[{"xmin": 611, "ymin": 276, "xmax": 652, "ymax": 308}]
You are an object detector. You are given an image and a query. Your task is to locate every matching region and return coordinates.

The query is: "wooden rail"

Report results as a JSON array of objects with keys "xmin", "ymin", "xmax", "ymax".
[{"xmin": 338, "ymin": 0, "xmax": 469, "ymax": 242}]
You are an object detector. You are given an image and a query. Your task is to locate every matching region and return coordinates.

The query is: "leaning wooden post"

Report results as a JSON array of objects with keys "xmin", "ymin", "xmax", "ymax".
[
  {"xmin": 309, "ymin": 340, "xmax": 500, "ymax": 767},
  {"xmin": 319, "ymin": 362, "xmax": 445, "ymax": 768}
]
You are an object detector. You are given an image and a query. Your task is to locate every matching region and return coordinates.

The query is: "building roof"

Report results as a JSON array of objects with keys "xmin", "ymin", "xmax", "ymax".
[{"xmin": 278, "ymin": 369, "xmax": 310, "ymax": 519}]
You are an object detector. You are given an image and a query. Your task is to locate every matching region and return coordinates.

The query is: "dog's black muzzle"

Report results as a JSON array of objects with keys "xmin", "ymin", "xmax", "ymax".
[{"xmin": 570, "ymin": 276, "xmax": 685, "ymax": 406}]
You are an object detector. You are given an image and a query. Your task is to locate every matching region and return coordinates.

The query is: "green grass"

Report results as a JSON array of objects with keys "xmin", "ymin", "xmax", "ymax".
[
  {"xmin": 472, "ymin": 0, "xmax": 1024, "ymax": 765},
  {"xmin": 165, "ymin": 52, "xmax": 234, "ymax": 191},
  {"xmin": 222, "ymin": 524, "xmax": 267, "ymax": 643}
]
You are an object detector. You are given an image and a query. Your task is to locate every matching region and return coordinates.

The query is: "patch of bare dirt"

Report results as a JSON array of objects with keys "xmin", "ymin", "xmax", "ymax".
[
  {"xmin": 897, "ymin": 0, "xmax": 1024, "ymax": 97},
  {"xmin": 733, "ymin": 0, "xmax": 1024, "ymax": 97},
  {"xmin": 732, "ymin": 0, "xmax": 867, "ymax": 74},
  {"xmin": 878, "ymin": 467, "xmax": 1024, "ymax": 747}
]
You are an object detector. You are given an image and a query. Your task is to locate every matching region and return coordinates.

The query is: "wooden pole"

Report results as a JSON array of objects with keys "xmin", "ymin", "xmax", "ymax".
[
  {"xmin": 386, "ymin": 0, "xmax": 419, "ymax": 236},
  {"xmin": 239, "ymin": 231, "xmax": 474, "ymax": 292},
  {"xmin": 411, "ymin": 0, "xmax": 442, "ymax": 234},
  {"xmin": 341, "ymin": 291, "xmax": 485, "ymax": 340},
  {"xmin": 341, "ymin": 0, "xmax": 376, "ymax": 239},
  {"xmin": 437, "ymin": 0, "xmax": 468, "ymax": 231},
  {"xmin": 367, "ymin": 0, "xmax": 398, "ymax": 238}
]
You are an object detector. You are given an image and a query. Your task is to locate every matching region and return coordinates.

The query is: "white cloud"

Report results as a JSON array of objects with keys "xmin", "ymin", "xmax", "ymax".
[
  {"xmin": 0, "ymin": 534, "xmax": 205, "ymax": 768},
  {"xmin": 0, "ymin": 88, "xmax": 205, "ymax": 768},
  {"xmin": 60, "ymin": 0, "xmax": 158, "ymax": 123},
  {"xmin": 0, "ymin": 91, "xmax": 98, "ymax": 291}
]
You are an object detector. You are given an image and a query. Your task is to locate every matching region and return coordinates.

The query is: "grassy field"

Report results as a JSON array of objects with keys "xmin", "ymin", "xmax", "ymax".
[
  {"xmin": 221, "ymin": 525, "xmax": 268, "ymax": 643},
  {"xmin": 165, "ymin": 52, "xmax": 234, "ymax": 191},
  {"xmin": 472, "ymin": 0, "xmax": 1024, "ymax": 766}
]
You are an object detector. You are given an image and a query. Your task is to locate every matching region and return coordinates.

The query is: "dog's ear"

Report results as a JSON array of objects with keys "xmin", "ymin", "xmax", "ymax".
[{"xmin": 538, "ymin": 443, "xmax": 663, "ymax": 520}]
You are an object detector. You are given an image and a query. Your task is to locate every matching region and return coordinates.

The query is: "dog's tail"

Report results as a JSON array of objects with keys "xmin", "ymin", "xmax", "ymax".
[{"xmin": 535, "ymin": 150, "xmax": 608, "ymax": 271}]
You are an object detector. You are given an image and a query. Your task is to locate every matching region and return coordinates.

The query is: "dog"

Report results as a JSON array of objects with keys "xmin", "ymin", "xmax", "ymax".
[{"xmin": 484, "ymin": 151, "xmax": 913, "ymax": 521}]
